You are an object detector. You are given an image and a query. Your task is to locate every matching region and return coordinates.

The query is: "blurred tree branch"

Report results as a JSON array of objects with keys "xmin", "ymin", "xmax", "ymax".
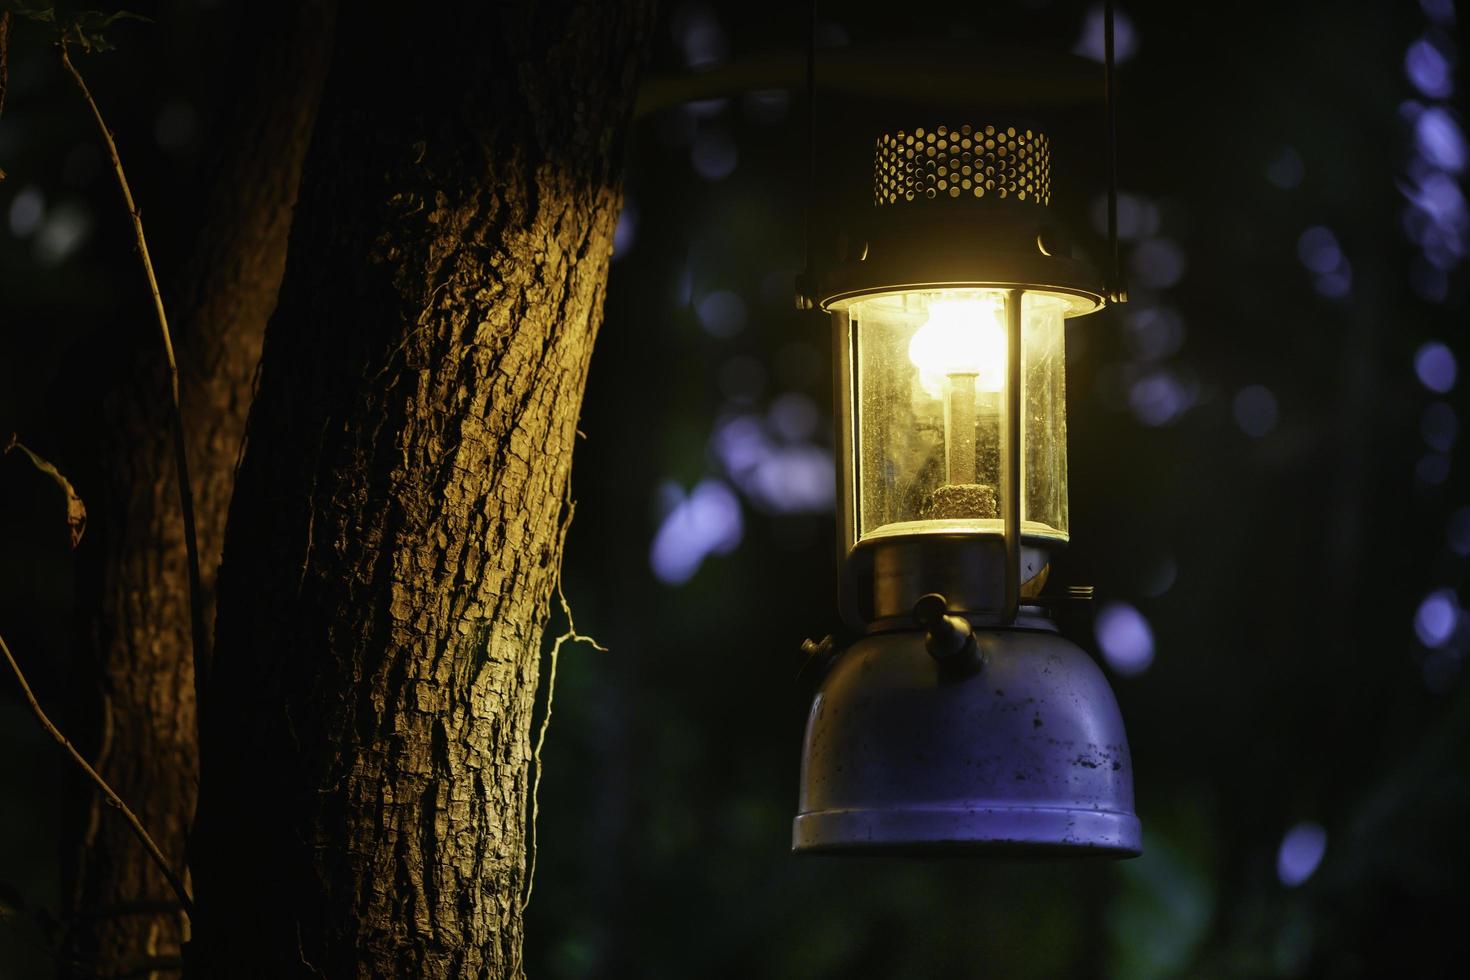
[{"xmin": 57, "ymin": 35, "xmax": 212, "ymax": 726}]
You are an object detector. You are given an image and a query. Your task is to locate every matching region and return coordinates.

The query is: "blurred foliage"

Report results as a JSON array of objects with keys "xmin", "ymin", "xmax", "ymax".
[
  {"xmin": 2, "ymin": 0, "xmax": 1469, "ymax": 978},
  {"xmin": 1, "ymin": 2, "xmax": 151, "ymax": 54}
]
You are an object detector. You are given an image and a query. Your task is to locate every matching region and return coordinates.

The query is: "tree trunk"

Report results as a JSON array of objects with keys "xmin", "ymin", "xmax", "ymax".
[
  {"xmin": 190, "ymin": 3, "xmax": 652, "ymax": 977},
  {"xmin": 64, "ymin": 5, "xmax": 334, "ymax": 976}
]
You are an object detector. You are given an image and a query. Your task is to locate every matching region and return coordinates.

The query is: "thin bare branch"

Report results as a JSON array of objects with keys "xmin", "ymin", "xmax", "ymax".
[
  {"xmin": 58, "ymin": 39, "xmax": 212, "ymax": 723},
  {"xmin": 521, "ymin": 500, "xmax": 607, "ymax": 914},
  {"xmin": 0, "ymin": 630, "xmax": 194, "ymax": 917},
  {"xmin": 1, "ymin": 9, "xmax": 10, "ymax": 180},
  {"xmin": 1, "ymin": 9, "xmax": 12, "ymax": 119}
]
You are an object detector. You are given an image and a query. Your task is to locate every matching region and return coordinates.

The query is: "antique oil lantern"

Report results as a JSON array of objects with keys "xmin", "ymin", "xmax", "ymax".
[
  {"xmin": 634, "ymin": 0, "xmax": 1144, "ymax": 857},
  {"xmin": 792, "ymin": 3, "xmax": 1141, "ymax": 854}
]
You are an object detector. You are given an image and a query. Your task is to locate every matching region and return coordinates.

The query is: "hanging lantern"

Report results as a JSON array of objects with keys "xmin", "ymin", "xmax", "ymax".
[{"xmin": 791, "ymin": 116, "xmax": 1142, "ymax": 856}]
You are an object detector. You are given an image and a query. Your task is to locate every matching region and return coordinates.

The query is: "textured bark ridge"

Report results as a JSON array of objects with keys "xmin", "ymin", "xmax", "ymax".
[
  {"xmin": 64, "ymin": 5, "xmax": 333, "ymax": 975},
  {"xmin": 191, "ymin": 4, "xmax": 651, "ymax": 977}
]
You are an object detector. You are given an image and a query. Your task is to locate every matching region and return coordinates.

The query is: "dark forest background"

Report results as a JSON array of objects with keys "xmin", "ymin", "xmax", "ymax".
[{"xmin": 3, "ymin": 1, "xmax": 1468, "ymax": 977}]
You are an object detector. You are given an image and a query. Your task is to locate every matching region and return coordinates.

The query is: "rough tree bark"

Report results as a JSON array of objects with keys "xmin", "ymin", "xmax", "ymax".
[
  {"xmin": 190, "ymin": 3, "xmax": 652, "ymax": 977},
  {"xmin": 64, "ymin": 5, "xmax": 334, "ymax": 976}
]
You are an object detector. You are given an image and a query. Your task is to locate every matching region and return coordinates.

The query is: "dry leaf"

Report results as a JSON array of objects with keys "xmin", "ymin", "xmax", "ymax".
[{"xmin": 5, "ymin": 433, "xmax": 88, "ymax": 548}]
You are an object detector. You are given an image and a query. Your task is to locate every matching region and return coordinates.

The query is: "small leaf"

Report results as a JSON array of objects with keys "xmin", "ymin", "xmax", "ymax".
[
  {"xmin": 4, "ymin": 434, "xmax": 87, "ymax": 548},
  {"xmin": 1, "ymin": 3, "xmax": 150, "ymax": 51},
  {"xmin": 2, "ymin": 1, "xmax": 57, "ymax": 25}
]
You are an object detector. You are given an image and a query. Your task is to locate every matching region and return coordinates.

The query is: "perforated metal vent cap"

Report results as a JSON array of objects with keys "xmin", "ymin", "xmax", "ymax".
[{"xmin": 875, "ymin": 124, "xmax": 1051, "ymax": 206}]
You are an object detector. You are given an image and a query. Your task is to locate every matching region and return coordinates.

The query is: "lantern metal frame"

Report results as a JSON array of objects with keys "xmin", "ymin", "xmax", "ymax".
[{"xmin": 821, "ymin": 157, "xmax": 1110, "ymax": 626}]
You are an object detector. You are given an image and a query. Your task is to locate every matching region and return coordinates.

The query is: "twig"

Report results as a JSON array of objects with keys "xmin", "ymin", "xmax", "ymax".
[
  {"xmin": 2, "ymin": 10, "xmax": 12, "ymax": 119},
  {"xmin": 1, "ymin": 629, "xmax": 195, "ymax": 917},
  {"xmin": 521, "ymin": 500, "xmax": 606, "ymax": 913},
  {"xmin": 1, "ymin": 9, "xmax": 10, "ymax": 181},
  {"xmin": 58, "ymin": 40, "xmax": 212, "ymax": 726}
]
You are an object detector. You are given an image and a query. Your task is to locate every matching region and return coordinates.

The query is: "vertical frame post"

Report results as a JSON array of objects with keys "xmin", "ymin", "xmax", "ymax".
[
  {"xmin": 833, "ymin": 310, "xmax": 857, "ymax": 614},
  {"xmin": 1002, "ymin": 289, "xmax": 1023, "ymax": 623}
]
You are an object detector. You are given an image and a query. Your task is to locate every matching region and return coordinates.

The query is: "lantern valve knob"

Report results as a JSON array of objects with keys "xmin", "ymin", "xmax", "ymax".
[{"xmin": 913, "ymin": 593, "xmax": 981, "ymax": 671}]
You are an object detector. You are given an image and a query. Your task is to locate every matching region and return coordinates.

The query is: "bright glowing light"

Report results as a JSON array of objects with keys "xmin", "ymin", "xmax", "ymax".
[
  {"xmin": 907, "ymin": 297, "xmax": 1007, "ymax": 397},
  {"xmin": 1277, "ymin": 822, "xmax": 1327, "ymax": 887}
]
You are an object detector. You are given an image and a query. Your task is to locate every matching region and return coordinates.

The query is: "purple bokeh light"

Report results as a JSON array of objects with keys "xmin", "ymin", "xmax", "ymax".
[
  {"xmin": 1123, "ymin": 306, "xmax": 1185, "ymax": 362},
  {"xmin": 1128, "ymin": 370, "xmax": 1192, "ymax": 427},
  {"xmin": 1421, "ymin": 0, "xmax": 1456, "ymax": 26},
  {"xmin": 1074, "ymin": 4, "xmax": 1138, "ymax": 64},
  {"xmin": 1414, "ymin": 107, "xmax": 1466, "ymax": 173},
  {"xmin": 691, "ymin": 128, "xmax": 738, "ymax": 181},
  {"xmin": 1090, "ymin": 191, "xmax": 1160, "ymax": 241},
  {"xmin": 673, "ymin": 3, "xmax": 727, "ymax": 69},
  {"xmin": 1415, "ymin": 341, "xmax": 1458, "ymax": 393},
  {"xmin": 1414, "ymin": 588, "xmax": 1460, "ymax": 648},
  {"xmin": 1296, "ymin": 226, "xmax": 1344, "ymax": 274},
  {"xmin": 1406, "ymin": 37, "xmax": 1455, "ymax": 100},
  {"xmin": 1313, "ymin": 268, "xmax": 1353, "ymax": 298},
  {"xmin": 1095, "ymin": 602, "xmax": 1154, "ymax": 676},
  {"xmin": 695, "ymin": 290, "xmax": 747, "ymax": 338},
  {"xmin": 709, "ymin": 413, "xmax": 834, "ymax": 514},
  {"xmin": 612, "ymin": 203, "xmax": 638, "ymax": 259},
  {"xmin": 649, "ymin": 479, "xmax": 743, "ymax": 585},
  {"xmin": 1129, "ymin": 238, "xmax": 1187, "ymax": 290},
  {"xmin": 767, "ymin": 392, "xmax": 819, "ymax": 443},
  {"xmin": 1277, "ymin": 822, "xmax": 1328, "ymax": 888}
]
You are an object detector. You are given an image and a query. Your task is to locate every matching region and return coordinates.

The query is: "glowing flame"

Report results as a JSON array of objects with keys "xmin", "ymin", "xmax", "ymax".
[{"xmin": 907, "ymin": 297, "xmax": 1007, "ymax": 397}]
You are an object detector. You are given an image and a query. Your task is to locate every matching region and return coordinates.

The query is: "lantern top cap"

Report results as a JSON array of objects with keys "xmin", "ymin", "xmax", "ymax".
[{"xmin": 875, "ymin": 124, "xmax": 1051, "ymax": 207}]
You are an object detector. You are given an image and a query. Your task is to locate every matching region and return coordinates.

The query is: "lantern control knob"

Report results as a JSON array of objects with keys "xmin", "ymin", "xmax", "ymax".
[{"xmin": 912, "ymin": 593, "xmax": 981, "ymax": 672}]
